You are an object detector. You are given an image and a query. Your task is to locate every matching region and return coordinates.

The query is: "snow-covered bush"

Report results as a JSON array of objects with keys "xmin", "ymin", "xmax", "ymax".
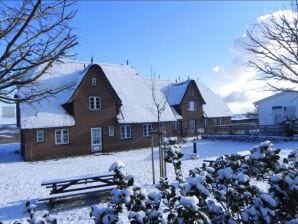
[
  {"xmin": 268, "ymin": 149, "xmax": 298, "ymax": 222},
  {"xmin": 109, "ymin": 161, "xmax": 134, "ymax": 189},
  {"xmin": 164, "ymin": 145, "xmax": 184, "ymax": 183},
  {"xmin": 90, "ymin": 206, "xmax": 118, "ymax": 224},
  {"xmin": 0, "ymin": 201, "xmax": 57, "ymax": 224},
  {"xmin": 90, "ymin": 141, "xmax": 297, "ymax": 224}
]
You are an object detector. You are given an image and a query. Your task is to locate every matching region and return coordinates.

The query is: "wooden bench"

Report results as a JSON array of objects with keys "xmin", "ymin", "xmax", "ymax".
[{"xmin": 39, "ymin": 172, "xmax": 116, "ymax": 203}]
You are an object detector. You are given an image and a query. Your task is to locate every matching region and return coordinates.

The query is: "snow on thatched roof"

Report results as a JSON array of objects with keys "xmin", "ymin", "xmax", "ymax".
[
  {"xmin": 195, "ymin": 81, "xmax": 233, "ymax": 118},
  {"xmin": 20, "ymin": 60, "xmax": 177, "ymax": 129},
  {"xmin": 158, "ymin": 79, "xmax": 232, "ymax": 118}
]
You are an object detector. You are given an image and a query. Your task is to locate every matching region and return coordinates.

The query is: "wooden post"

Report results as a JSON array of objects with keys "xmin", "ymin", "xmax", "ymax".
[
  {"xmin": 162, "ymin": 140, "xmax": 167, "ymax": 178},
  {"xmin": 159, "ymin": 133, "xmax": 163, "ymax": 178},
  {"xmin": 151, "ymin": 135, "xmax": 155, "ymax": 184}
]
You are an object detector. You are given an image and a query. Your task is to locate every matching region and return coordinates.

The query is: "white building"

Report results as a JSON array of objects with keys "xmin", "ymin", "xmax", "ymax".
[
  {"xmin": 254, "ymin": 92, "xmax": 298, "ymax": 125},
  {"xmin": 0, "ymin": 103, "xmax": 16, "ymax": 125}
]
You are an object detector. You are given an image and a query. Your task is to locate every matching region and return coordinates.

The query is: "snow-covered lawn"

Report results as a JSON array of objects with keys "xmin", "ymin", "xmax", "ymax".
[{"xmin": 0, "ymin": 140, "xmax": 297, "ymax": 223}]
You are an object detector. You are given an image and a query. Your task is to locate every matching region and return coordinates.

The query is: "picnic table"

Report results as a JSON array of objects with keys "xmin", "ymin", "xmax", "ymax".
[{"xmin": 39, "ymin": 172, "xmax": 116, "ymax": 203}]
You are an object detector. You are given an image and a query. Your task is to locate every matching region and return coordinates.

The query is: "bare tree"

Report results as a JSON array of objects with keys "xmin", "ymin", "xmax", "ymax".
[
  {"xmin": 150, "ymin": 72, "xmax": 168, "ymax": 179},
  {"xmin": 151, "ymin": 79, "xmax": 167, "ymax": 130},
  {"xmin": 246, "ymin": 0, "xmax": 298, "ymax": 92},
  {"xmin": 0, "ymin": 0, "xmax": 78, "ymax": 103}
]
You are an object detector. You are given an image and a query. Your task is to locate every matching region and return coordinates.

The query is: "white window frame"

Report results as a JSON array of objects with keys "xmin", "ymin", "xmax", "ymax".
[
  {"xmin": 173, "ymin": 121, "xmax": 179, "ymax": 130},
  {"xmin": 36, "ymin": 130, "xmax": 44, "ymax": 143},
  {"xmin": 91, "ymin": 127, "xmax": 101, "ymax": 146},
  {"xmin": 160, "ymin": 122, "xmax": 166, "ymax": 133},
  {"xmin": 189, "ymin": 120, "xmax": 196, "ymax": 129},
  {"xmin": 204, "ymin": 119, "xmax": 208, "ymax": 127},
  {"xmin": 89, "ymin": 96, "xmax": 101, "ymax": 111},
  {"xmin": 55, "ymin": 129, "xmax": 69, "ymax": 145},
  {"xmin": 120, "ymin": 125, "xmax": 131, "ymax": 139},
  {"xmin": 109, "ymin": 126, "xmax": 115, "ymax": 137},
  {"xmin": 187, "ymin": 101, "xmax": 197, "ymax": 111},
  {"xmin": 213, "ymin": 118, "xmax": 217, "ymax": 126},
  {"xmin": 143, "ymin": 124, "xmax": 153, "ymax": 137},
  {"xmin": 92, "ymin": 77, "xmax": 97, "ymax": 86}
]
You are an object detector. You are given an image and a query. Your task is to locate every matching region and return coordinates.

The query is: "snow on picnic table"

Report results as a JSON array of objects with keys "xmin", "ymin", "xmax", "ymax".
[{"xmin": 0, "ymin": 140, "xmax": 297, "ymax": 223}]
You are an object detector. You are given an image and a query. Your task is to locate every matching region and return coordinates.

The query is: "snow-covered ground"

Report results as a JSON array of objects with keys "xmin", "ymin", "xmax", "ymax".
[{"xmin": 0, "ymin": 140, "xmax": 297, "ymax": 223}]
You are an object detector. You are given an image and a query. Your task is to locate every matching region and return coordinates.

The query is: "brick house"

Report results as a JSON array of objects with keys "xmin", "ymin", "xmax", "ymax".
[
  {"xmin": 159, "ymin": 80, "xmax": 205, "ymax": 136},
  {"xmin": 159, "ymin": 79, "xmax": 233, "ymax": 136},
  {"xmin": 19, "ymin": 60, "xmax": 232, "ymax": 161}
]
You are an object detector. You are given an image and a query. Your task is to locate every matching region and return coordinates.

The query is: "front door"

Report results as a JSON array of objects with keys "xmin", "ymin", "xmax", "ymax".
[{"xmin": 91, "ymin": 127, "xmax": 102, "ymax": 152}]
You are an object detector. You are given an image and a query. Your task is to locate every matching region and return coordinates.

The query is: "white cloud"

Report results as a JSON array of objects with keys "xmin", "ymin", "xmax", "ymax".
[
  {"xmin": 209, "ymin": 10, "xmax": 295, "ymax": 114},
  {"xmin": 212, "ymin": 65, "xmax": 224, "ymax": 73}
]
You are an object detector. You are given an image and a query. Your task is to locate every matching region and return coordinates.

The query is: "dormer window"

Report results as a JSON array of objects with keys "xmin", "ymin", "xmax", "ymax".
[
  {"xmin": 92, "ymin": 77, "xmax": 97, "ymax": 86},
  {"xmin": 89, "ymin": 96, "xmax": 101, "ymax": 111}
]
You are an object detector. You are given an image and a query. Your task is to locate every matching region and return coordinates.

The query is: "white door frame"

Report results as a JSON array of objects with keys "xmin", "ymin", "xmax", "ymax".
[{"xmin": 91, "ymin": 127, "xmax": 102, "ymax": 152}]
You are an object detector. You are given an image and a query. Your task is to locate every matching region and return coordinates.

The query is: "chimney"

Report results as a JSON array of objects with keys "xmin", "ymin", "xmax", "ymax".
[{"xmin": 126, "ymin": 60, "xmax": 129, "ymax": 65}]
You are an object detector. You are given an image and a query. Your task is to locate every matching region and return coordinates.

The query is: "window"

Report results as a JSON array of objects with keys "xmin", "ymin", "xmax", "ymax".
[
  {"xmin": 120, "ymin": 125, "xmax": 131, "ymax": 139},
  {"xmin": 109, "ymin": 126, "xmax": 115, "ymax": 137},
  {"xmin": 189, "ymin": 120, "xmax": 196, "ymax": 129},
  {"xmin": 92, "ymin": 77, "xmax": 97, "ymax": 86},
  {"xmin": 55, "ymin": 129, "xmax": 69, "ymax": 145},
  {"xmin": 213, "ymin": 118, "xmax": 217, "ymax": 126},
  {"xmin": 187, "ymin": 101, "xmax": 197, "ymax": 111},
  {"xmin": 173, "ymin": 121, "xmax": 179, "ymax": 130},
  {"xmin": 160, "ymin": 122, "xmax": 166, "ymax": 133},
  {"xmin": 189, "ymin": 120, "xmax": 196, "ymax": 135},
  {"xmin": 89, "ymin": 96, "xmax": 101, "ymax": 111},
  {"xmin": 143, "ymin": 124, "xmax": 153, "ymax": 137},
  {"xmin": 36, "ymin": 130, "xmax": 44, "ymax": 143},
  {"xmin": 204, "ymin": 119, "xmax": 208, "ymax": 127}
]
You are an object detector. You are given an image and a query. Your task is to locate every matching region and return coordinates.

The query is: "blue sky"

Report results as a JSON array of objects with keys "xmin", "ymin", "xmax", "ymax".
[
  {"xmin": 0, "ymin": 1, "xmax": 289, "ymax": 124},
  {"xmin": 72, "ymin": 1, "xmax": 284, "ymax": 80},
  {"xmin": 69, "ymin": 1, "xmax": 286, "ymax": 113}
]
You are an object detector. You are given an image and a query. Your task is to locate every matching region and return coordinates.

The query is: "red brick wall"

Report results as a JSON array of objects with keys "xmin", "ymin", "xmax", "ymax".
[{"xmin": 178, "ymin": 81, "xmax": 205, "ymax": 136}]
